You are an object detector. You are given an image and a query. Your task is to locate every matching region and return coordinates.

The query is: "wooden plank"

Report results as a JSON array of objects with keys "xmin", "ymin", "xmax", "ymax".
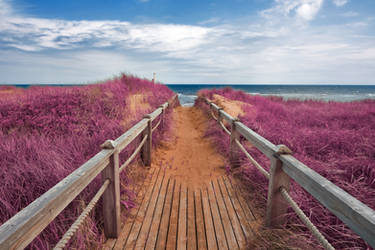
[
  {"xmin": 166, "ymin": 181, "xmax": 181, "ymax": 249},
  {"xmin": 280, "ymin": 154, "xmax": 375, "ymax": 248},
  {"xmin": 187, "ymin": 187, "xmax": 197, "ymax": 250},
  {"xmin": 177, "ymin": 183, "xmax": 188, "ymax": 250},
  {"xmin": 211, "ymin": 181, "xmax": 239, "ymax": 249},
  {"xmin": 102, "ymin": 150, "xmax": 121, "ymax": 238},
  {"xmin": 206, "ymin": 184, "xmax": 228, "ymax": 250},
  {"xmin": 0, "ymin": 149, "xmax": 112, "ymax": 249},
  {"xmin": 194, "ymin": 190, "xmax": 207, "ymax": 250},
  {"xmin": 266, "ymin": 157, "xmax": 290, "ymax": 226},
  {"xmin": 133, "ymin": 171, "xmax": 165, "ymax": 249},
  {"xmin": 155, "ymin": 178, "xmax": 175, "ymax": 250},
  {"xmin": 216, "ymin": 178, "xmax": 246, "ymax": 248},
  {"xmin": 141, "ymin": 118, "xmax": 152, "ymax": 167},
  {"xmin": 102, "ymin": 238, "xmax": 116, "ymax": 250},
  {"xmin": 226, "ymin": 176, "xmax": 256, "ymax": 222},
  {"xmin": 149, "ymin": 107, "xmax": 163, "ymax": 121},
  {"xmin": 144, "ymin": 176, "xmax": 170, "ymax": 249},
  {"xmin": 201, "ymin": 188, "xmax": 218, "ymax": 250},
  {"xmin": 111, "ymin": 168, "xmax": 156, "ymax": 250},
  {"xmin": 221, "ymin": 176, "xmax": 253, "ymax": 239},
  {"xmin": 218, "ymin": 109, "xmax": 234, "ymax": 124},
  {"xmin": 115, "ymin": 119, "xmax": 148, "ymax": 152},
  {"xmin": 235, "ymin": 122, "xmax": 279, "ymax": 159},
  {"xmin": 124, "ymin": 168, "xmax": 163, "ymax": 249}
]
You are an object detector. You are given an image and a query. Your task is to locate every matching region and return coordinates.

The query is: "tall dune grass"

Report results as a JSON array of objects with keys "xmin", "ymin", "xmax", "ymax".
[
  {"xmin": 0, "ymin": 74, "xmax": 174, "ymax": 249},
  {"xmin": 197, "ymin": 87, "xmax": 375, "ymax": 249}
]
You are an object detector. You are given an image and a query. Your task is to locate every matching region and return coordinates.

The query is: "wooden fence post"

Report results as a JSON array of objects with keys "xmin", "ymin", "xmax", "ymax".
[
  {"xmin": 160, "ymin": 105, "xmax": 165, "ymax": 128},
  {"xmin": 217, "ymin": 108, "xmax": 223, "ymax": 125},
  {"xmin": 230, "ymin": 119, "xmax": 241, "ymax": 169},
  {"xmin": 100, "ymin": 143, "xmax": 120, "ymax": 238},
  {"xmin": 266, "ymin": 155, "xmax": 290, "ymax": 227},
  {"xmin": 141, "ymin": 115, "xmax": 152, "ymax": 166}
]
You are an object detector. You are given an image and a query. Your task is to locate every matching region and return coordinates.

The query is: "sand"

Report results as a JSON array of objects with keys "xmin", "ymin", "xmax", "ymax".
[
  {"xmin": 151, "ymin": 106, "xmax": 227, "ymax": 188},
  {"xmin": 211, "ymin": 94, "xmax": 252, "ymax": 118}
]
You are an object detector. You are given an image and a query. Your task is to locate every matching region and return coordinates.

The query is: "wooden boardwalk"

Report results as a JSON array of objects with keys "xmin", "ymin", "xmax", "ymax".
[{"xmin": 104, "ymin": 168, "xmax": 257, "ymax": 250}]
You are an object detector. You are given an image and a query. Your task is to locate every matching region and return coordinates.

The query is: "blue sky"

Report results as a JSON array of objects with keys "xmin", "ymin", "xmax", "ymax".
[{"xmin": 0, "ymin": 0, "xmax": 375, "ymax": 84}]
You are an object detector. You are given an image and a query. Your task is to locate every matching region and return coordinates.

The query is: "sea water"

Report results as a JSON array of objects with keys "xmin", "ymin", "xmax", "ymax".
[{"xmin": 166, "ymin": 84, "xmax": 375, "ymax": 106}]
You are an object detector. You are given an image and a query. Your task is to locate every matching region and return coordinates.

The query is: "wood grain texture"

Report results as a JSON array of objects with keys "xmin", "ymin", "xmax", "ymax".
[
  {"xmin": 102, "ymin": 150, "xmax": 121, "ymax": 238},
  {"xmin": 134, "ymin": 171, "xmax": 165, "ymax": 249},
  {"xmin": 144, "ymin": 176, "xmax": 170, "ymax": 249},
  {"xmin": 166, "ymin": 182, "xmax": 181, "ymax": 249},
  {"xmin": 206, "ymin": 184, "xmax": 228, "ymax": 250},
  {"xmin": 280, "ymin": 154, "xmax": 375, "ymax": 248},
  {"xmin": 266, "ymin": 157, "xmax": 290, "ymax": 227},
  {"xmin": 141, "ymin": 118, "xmax": 152, "ymax": 166},
  {"xmin": 216, "ymin": 178, "xmax": 246, "ymax": 248},
  {"xmin": 194, "ymin": 190, "xmax": 207, "ymax": 250},
  {"xmin": 187, "ymin": 187, "xmax": 197, "ymax": 250},
  {"xmin": 0, "ymin": 150, "xmax": 112, "ymax": 249},
  {"xmin": 201, "ymin": 188, "xmax": 218, "ymax": 250},
  {"xmin": 115, "ymin": 119, "xmax": 148, "ymax": 152},
  {"xmin": 155, "ymin": 178, "xmax": 175, "ymax": 250},
  {"xmin": 177, "ymin": 183, "xmax": 188, "ymax": 250},
  {"xmin": 124, "ymin": 168, "xmax": 162, "ymax": 249},
  {"xmin": 211, "ymin": 180, "xmax": 238, "ymax": 249}
]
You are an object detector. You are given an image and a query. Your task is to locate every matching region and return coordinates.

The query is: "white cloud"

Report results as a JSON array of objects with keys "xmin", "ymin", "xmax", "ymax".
[
  {"xmin": 333, "ymin": 0, "xmax": 348, "ymax": 7},
  {"xmin": 296, "ymin": 0, "xmax": 324, "ymax": 21},
  {"xmin": 0, "ymin": 0, "xmax": 374, "ymax": 84},
  {"xmin": 262, "ymin": 0, "xmax": 324, "ymax": 21}
]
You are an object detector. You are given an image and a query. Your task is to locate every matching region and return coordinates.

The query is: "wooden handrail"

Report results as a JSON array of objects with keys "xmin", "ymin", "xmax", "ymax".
[
  {"xmin": 202, "ymin": 96, "xmax": 375, "ymax": 248},
  {"xmin": 0, "ymin": 94, "xmax": 178, "ymax": 249}
]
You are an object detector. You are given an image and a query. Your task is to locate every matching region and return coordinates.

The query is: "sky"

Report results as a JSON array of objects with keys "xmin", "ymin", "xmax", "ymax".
[{"xmin": 0, "ymin": 0, "xmax": 374, "ymax": 84}]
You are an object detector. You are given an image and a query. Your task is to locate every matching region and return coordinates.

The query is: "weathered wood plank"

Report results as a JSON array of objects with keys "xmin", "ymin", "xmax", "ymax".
[
  {"xmin": 280, "ymin": 154, "xmax": 375, "ymax": 248},
  {"xmin": 221, "ymin": 176, "xmax": 253, "ymax": 239},
  {"xmin": 102, "ymin": 150, "xmax": 121, "ymax": 238},
  {"xmin": 216, "ymin": 178, "xmax": 246, "ymax": 248},
  {"xmin": 211, "ymin": 180, "xmax": 238, "ymax": 249},
  {"xmin": 0, "ymin": 150, "xmax": 112, "ymax": 249},
  {"xmin": 115, "ymin": 119, "xmax": 148, "ymax": 152},
  {"xmin": 149, "ymin": 107, "xmax": 163, "ymax": 121},
  {"xmin": 194, "ymin": 190, "xmax": 207, "ymax": 250},
  {"xmin": 206, "ymin": 184, "xmax": 228, "ymax": 250},
  {"xmin": 266, "ymin": 157, "xmax": 290, "ymax": 227},
  {"xmin": 155, "ymin": 178, "xmax": 175, "ymax": 250},
  {"xmin": 141, "ymin": 118, "xmax": 152, "ymax": 167},
  {"xmin": 187, "ymin": 187, "xmax": 197, "ymax": 250},
  {"xmin": 144, "ymin": 176, "xmax": 170, "ymax": 249},
  {"xmin": 235, "ymin": 122, "xmax": 278, "ymax": 159},
  {"xmin": 201, "ymin": 188, "xmax": 218, "ymax": 250},
  {"xmin": 111, "ymin": 168, "xmax": 157, "ymax": 250},
  {"xmin": 123, "ymin": 168, "xmax": 162, "ymax": 249},
  {"xmin": 218, "ymin": 109, "xmax": 235, "ymax": 124},
  {"xmin": 134, "ymin": 171, "xmax": 165, "ymax": 249},
  {"xmin": 177, "ymin": 183, "xmax": 188, "ymax": 250},
  {"xmin": 166, "ymin": 181, "xmax": 181, "ymax": 249}
]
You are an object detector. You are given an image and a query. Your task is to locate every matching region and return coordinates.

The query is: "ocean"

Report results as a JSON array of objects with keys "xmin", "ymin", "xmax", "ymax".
[
  {"xmin": 166, "ymin": 84, "xmax": 375, "ymax": 106},
  {"xmin": 4, "ymin": 84, "xmax": 375, "ymax": 107}
]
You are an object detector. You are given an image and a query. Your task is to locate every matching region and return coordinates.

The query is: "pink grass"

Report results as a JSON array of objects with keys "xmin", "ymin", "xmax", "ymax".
[
  {"xmin": 196, "ymin": 87, "xmax": 375, "ymax": 249},
  {"xmin": 0, "ymin": 74, "xmax": 174, "ymax": 249}
]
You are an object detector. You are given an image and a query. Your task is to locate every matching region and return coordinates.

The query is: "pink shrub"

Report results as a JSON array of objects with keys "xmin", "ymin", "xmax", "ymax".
[
  {"xmin": 197, "ymin": 88, "xmax": 375, "ymax": 249},
  {"xmin": 0, "ymin": 74, "xmax": 174, "ymax": 249}
]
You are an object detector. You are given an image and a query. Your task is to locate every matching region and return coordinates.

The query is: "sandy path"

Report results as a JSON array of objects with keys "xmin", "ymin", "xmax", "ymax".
[{"xmin": 151, "ymin": 106, "xmax": 226, "ymax": 188}]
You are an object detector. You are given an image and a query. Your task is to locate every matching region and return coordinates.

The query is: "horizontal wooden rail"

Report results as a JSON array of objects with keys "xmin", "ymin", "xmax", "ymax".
[
  {"xmin": 202, "ymin": 96, "xmax": 375, "ymax": 248},
  {"xmin": 0, "ymin": 150, "xmax": 112, "ymax": 249},
  {"xmin": 0, "ymin": 94, "xmax": 178, "ymax": 249}
]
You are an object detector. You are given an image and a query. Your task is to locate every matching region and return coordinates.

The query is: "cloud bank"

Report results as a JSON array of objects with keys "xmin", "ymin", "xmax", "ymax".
[{"xmin": 0, "ymin": 0, "xmax": 374, "ymax": 84}]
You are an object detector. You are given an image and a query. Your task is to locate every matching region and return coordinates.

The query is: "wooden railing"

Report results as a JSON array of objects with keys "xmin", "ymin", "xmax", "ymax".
[
  {"xmin": 202, "ymin": 97, "xmax": 375, "ymax": 249},
  {"xmin": 0, "ymin": 95, "xmax": 178, "ymax": 249}
]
